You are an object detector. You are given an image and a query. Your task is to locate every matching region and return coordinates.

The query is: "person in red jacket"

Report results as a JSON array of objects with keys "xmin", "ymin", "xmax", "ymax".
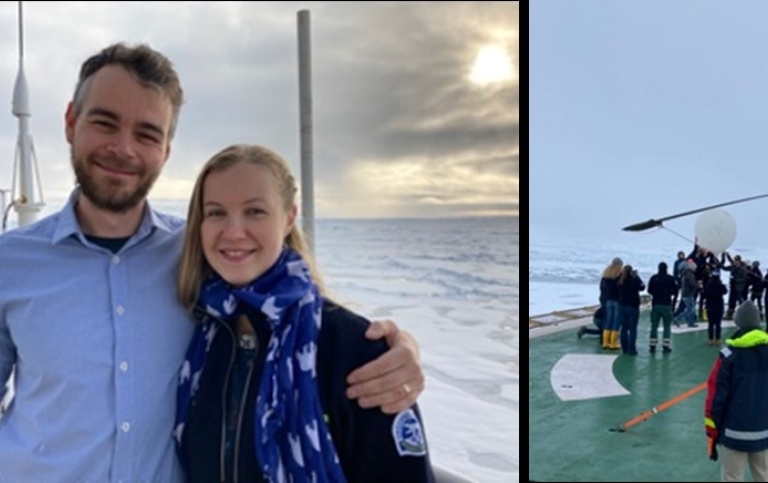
[{"xmin": 705, "ymin": 300, "xmax": 768, "ymax": 481}]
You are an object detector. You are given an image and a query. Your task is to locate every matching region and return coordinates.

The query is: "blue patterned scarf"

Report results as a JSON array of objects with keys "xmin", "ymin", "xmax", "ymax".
[{"xmin": 175, "ymin": 248, "xmax": 346, "ymax": 482}]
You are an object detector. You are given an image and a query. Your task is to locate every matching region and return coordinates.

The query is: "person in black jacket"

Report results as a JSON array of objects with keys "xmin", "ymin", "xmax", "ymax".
[
  {"xmin": 599, "ymin": 258, "xmax": 624, "ymax": 350},
  {"xmin": 748, "ymin": 261, "xmax": 764, "ymax": 320},
  {"xmin": 701, "ymin": 269, "xmax": 728, "ymax": 346},
  {"xmin": 647, "ymin": 262, "xmax": 678, "ymax": 353},
  {"xmin": 618, "ymin": 265, "xmax": 645, "ymax": 355},
  {"xmin": 577, "ymin": 306, "xmax": 604, "ymax": 340},
  {"xmin": 174, "ymin": 144, "xmax": 434, "ymax": 482},
  {"xmin": 672, "ymin": 250, "xmax": 687, "ymax": 314},
  {"xmin": 721, "ymin": 252, "xmax": 748, "ymax": 320}
]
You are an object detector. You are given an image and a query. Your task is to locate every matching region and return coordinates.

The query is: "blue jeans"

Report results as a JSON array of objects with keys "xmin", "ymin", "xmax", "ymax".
[
  {"xmin": 605, "ymin": 300, "xmax": 621, "ymax": 331},
  {"xmin": 677, "ymin": 296, "xmax": 696, "ymax": 326},
  {"xmin": 619, "ymin": 306, "xmax": 639, "ymax": 354}
]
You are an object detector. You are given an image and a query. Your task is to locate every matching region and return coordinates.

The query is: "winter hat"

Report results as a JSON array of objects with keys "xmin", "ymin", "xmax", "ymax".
[
  {"xmin": 612, "ymin": 257, "xmax": 623, "ymax": 265},
  {"xmin": 735, "ymin": 300, "xmax": 761, "ymax": 330}
]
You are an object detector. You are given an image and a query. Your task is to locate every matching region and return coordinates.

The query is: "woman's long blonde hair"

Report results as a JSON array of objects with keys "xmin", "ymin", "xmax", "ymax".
[
  {"xmin": 602, "ymin": 259, "xmax": 624, "ymax": 279},
  {"xmin": 177, "ymin": 144, "xmax": 326, "ymax": 312}
]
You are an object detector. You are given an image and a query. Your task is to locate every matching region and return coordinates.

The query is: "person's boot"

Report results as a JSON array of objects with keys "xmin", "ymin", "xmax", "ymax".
[
  {"xmin": 725, "ymin": 309, "xmax": 734, "ymax": 320},
  {"xmin": 602, "ymin": 330, "xmax": 611, "ymax": 349},
  {"xmin": 610, "ymin": 330, "xmax": 621, "ymax": 350},
  {"xmin": 577, "ymin": 327, "xmax": 586, "ymax": 339}
]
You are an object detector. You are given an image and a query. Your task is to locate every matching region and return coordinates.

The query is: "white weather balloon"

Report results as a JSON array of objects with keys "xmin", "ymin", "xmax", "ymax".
[{"xmin": 694, "ymin": 209, "xmax": 737, "ymax": 255}]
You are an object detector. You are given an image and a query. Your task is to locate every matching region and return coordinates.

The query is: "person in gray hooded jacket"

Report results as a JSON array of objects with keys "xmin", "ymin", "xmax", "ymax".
[{"xmin": 675, "ymin": 262, "xmax": 699, "ymax": 329}]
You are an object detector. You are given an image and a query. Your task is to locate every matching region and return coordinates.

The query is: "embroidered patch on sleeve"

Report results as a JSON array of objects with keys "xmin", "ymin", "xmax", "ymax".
[{"xmin": 392, "ymin": 408, "xmax": 427, "ymax": 456}]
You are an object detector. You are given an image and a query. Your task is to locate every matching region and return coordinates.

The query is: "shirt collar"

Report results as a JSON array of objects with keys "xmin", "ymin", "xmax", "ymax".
[{"xmin": 52, "ymin": 188, "xmax": 175, "ymax": 245}]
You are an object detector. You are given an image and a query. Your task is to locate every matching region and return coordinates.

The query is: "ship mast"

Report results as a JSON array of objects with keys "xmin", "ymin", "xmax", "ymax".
[
  {"xmin": 1, "ymin": 0, "xmax": 42, "ymax": 415},
  {"xmin": 10, "ymin": 0, "xmax": 45, "ymax": 228},
  {"xmin": 297, "ymin": 10, "xmax": 315, "ymax": 252}
]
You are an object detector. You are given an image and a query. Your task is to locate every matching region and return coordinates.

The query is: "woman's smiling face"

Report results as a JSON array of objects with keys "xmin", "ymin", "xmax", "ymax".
[{"xmin": 201, "ymin": 160, "xmax": 295, "ymax": 287}]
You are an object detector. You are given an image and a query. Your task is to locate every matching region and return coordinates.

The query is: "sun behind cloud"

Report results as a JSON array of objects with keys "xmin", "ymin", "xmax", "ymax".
[
  {"xmin": 320, "ymin": 155, "xmax": 518, "ymax": 218},
  {"xmin": 470, "ymin": 44, "xmax": 515, "ymax": 86}
]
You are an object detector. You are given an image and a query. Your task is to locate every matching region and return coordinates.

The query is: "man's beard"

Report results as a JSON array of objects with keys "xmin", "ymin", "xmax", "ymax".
[{"xmin": 71, "ymin": 149, "xmax": 158, "ymax": 214}]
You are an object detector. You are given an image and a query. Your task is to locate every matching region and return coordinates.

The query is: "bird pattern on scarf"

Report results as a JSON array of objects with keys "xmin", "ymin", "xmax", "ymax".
[{"xmin": 175, "ymin": 248, "xmax": 346, "ymax": 482}]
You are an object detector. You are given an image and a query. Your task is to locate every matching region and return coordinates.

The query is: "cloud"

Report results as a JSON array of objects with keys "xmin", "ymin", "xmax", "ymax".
[{"xmin": 0, "ymin": 1, "xmax": 518, "ymax": 219}]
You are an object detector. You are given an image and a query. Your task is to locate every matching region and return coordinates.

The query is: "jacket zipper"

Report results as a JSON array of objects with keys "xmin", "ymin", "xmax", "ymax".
[
  {"xmin": 193, "ymin": 307, "xmax": 263, "ymax": 482},
  {"xmin": 233, "ymin": 335, "xmax": 258, "ymax": 482},
  {"xmin": 216, "ymin": 319, "xmax": 237, "ymax": 483}
]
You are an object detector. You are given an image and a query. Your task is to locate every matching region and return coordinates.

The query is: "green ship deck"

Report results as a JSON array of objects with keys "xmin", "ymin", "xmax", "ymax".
[{"xmin": 529, "ymin": 307, "xmax": 737, "ymax": 482}]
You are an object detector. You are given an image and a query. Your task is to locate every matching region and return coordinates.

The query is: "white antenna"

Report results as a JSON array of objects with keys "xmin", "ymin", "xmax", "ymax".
[{"xmin": 11, "ymin": 0, "xmax": 45, "ymax": 228}]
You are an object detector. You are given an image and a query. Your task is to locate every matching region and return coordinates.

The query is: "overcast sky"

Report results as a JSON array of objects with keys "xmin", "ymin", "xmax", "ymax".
[
  {"xmin": 0, "ymin": 1, "xmax": 518, "ymax": 220},
  {"xmin": 532, "ymin": 1, "xmax": 768, "ymax": 250}
]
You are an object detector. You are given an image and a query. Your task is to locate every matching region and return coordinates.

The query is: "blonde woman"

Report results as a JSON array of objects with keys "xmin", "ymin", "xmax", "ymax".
[
  {"xmin": 174, "ymin": 145, "xmax": 434, "ymax": 482},
  {"xmin": 600, "ymin": 257, "xmax": 624, "ymax": 349}
]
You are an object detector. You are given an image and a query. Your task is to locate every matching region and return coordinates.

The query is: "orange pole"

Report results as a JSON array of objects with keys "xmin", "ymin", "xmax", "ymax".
[{"xmin": 614, "ymin": 381, "xmax": 707, "ymax": 432}]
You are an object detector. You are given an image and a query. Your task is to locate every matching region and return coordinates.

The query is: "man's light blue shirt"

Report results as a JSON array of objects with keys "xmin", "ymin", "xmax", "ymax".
[{"xmin": 0, "ymin": 190, "xmax": 195, "ymax": 482}]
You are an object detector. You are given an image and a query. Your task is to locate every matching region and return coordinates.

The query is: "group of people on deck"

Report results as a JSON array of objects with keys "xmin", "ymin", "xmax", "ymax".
[
  {"xmin": 593, "ymin": 257, "xmax": 646, "ymax": 355},
  {"xmin": 576, "ymin": 241, "xmax": 768, "ymax": 480},
  {"xmin": 579, "ymin": 240, "xmax": 768, "ymax": 355}
]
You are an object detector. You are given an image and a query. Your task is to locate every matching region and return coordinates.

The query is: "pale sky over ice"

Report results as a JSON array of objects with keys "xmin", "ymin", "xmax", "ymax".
[
  {"xmin": 532, "ymin": 0, "xmax": 768, "ymax": 250},
  {"xmin": 0, "ymin": 1, "xmax": 518, "ymax": 220}
]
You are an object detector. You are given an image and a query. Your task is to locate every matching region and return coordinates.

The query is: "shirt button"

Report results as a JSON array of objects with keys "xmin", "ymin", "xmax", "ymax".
[
  {"xmin": 119, "ymin": 361, "xmax": 129, "ymax": 372},
  {"xmin": 112, "ymin": 255, "xmax": 120, "ymax": 265},
  {"xmin": 116, "ymin": 306, "xmax": 125, "ymax": 316},
  {"xmin": 121, "ymin": 422, "xmax": 130, "ymax": 432}
]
